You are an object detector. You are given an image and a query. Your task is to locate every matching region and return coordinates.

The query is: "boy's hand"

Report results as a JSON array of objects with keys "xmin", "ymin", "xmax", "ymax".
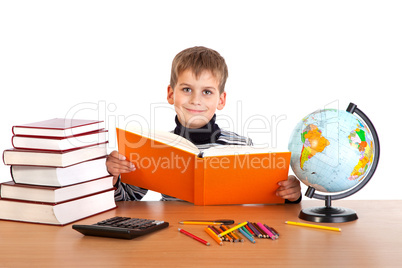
[
  {"xmin": 276, "ymin": 175, "xmax": 301, "ymax": 202},
  {"xmin": 106, "ymin": 150, "xmax": 136, "ymax": 185}
]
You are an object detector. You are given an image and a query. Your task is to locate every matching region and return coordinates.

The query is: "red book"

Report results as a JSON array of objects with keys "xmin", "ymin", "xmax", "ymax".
[
  {"xmin": 0, "ymin": 176, "xmax": 114, "ymax": 203},
  {"xmin": 3, "ymin": 142, "xmax": 108, "ymax": 167},
  {"xmin": 12, "ymin": 118, "xmax": 104, "ymax": 137},
  {"xmin": 0, "ymin": 188, "xmax": 116, "ymax": 225},
  {"xmin": 12, "ymin": 129, "xmax": 108, "ymax": 151}
]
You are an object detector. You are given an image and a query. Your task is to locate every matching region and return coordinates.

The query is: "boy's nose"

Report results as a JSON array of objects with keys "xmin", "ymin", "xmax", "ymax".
[{"xmin": 189, "ymin": 93, "xmax": 202, "ymax": 105}]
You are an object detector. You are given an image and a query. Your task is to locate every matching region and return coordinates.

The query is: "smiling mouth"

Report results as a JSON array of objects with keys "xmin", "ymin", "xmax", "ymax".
[{"xmin": 185, "ymin": 108, "xmax": 206, "ymax": 113}]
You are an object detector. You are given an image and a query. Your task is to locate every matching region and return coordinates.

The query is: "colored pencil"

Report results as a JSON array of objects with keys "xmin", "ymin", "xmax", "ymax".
[
  {"xmin": 208, "ymin": 225, "xmax": 220, "ymax": 234},
  {"xmin": 245, "ymin": 224, "xmax": 255, "ymax": 236},
  {"xmin": 241, "ymin": 226, "xmax": 253, "ymax": 237},
  {"xmin": 247, "ymin": 222, "xmax": 262, "ymax": 238},
  {"xmin": 208, "ymin": 226, "xmax": 225, "ymax": 241},
  {"xmin": 180, "ymin": 219, "xmax": 235, "ymax": 225},
  {"xmin": 222, "ymin": 225, "xmax": 239, "ymax": 242},
  {"xmin": 212, "ymin": 226, "xmax": 230, "ymax": 242},
  {"xmin": 231, "ymin": 230, "xmax": 243, "ymax": 243},
  {"xmin": 257, "ymin": 222, "xmax": 276, "ymax": 240},
  {"xmin": 205, "ymin": 227, "xmax": 223, "ymax": 246},
  {"xmin": 252, "ymin": 222, "xmax": 267, "ymax": 238},
  {"xmin": 178, "ymin": 228, "xmax": 210, "ymax": 246},
  {"xmin": 264, "ymin": 224, "xmax": 279, "ymax": 239},
  {"xmin": 179, "ymin": 221, "xmax": 225, "ymax": 225},
  {"xmin": 270, "ymin": 226, "xmax": 280, "ymax": 237},
  {"xmin": 239, "ymin": 227, "xmax": 256, "ymax": 243},
  {"xmin": 285, "ymin": 221, "xmax": 342, "ymax": 232},
  {"xmin": 218, "ymin": 222, "xmax": 248, "ymax": 238},
  {"xmin": 219, "ymin": 226, "xmax": 233, "ymax": 242}
]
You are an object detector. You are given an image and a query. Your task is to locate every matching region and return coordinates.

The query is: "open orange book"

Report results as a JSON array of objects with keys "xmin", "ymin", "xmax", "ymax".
[{"xmin": 117, "ymin": 127, "xmax": 291, "ymax": 205}]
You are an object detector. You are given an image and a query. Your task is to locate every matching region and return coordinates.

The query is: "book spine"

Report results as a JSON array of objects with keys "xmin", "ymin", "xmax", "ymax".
[
  {"xmin": 2, "ymin": 149, "xmax": 7, "ymax": 165},
  {"xmin": 9, "ymin": 166, "xmax": 16, "ymax": 183},
  {"xmin": 193, "ymin": 156, "xmax": 205, "ymax": 205},
  {"xmin": 0, "ymin": 187, "xmax": 115, "ymax": 205},
  {"xmin": 12, "ymin": 129, "xmax": 107, "ymax": 140},
  {"xmin": 9, "ymin": 141, "xmax": 108, "ymax": 154},
  {"xmin": 10, "ymin": 135, "xmax": 15, "ymax": 149}
]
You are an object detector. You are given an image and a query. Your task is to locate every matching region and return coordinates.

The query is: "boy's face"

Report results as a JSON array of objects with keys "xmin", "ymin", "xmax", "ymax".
[{"xmin": 167, "ymin": 69, "xmax": 226, "ymax": 129}]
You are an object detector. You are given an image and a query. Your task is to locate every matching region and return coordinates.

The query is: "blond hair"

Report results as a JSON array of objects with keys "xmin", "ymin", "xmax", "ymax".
[{"xmin": 170, "ymin": 46, "xmax": 228, "ymax": 94}]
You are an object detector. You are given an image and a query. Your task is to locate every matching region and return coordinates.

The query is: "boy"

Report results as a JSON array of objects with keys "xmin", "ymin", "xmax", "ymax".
[{"xmin": 107, "ymin": 46, "xmax": 301, "ymax": 203}]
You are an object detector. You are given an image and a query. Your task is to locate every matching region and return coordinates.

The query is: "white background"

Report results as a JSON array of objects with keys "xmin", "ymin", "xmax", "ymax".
[{"xmin": 1, "ymin": 1, "xmax": 401, "ymax": 201}]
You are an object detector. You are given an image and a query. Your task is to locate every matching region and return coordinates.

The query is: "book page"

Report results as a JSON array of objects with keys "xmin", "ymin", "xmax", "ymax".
[
  {"xmin": 124, "ymin": 125, "xmax": 200, "ymax": 155},
  {"xmin": 201, "ymin": 145, "xmax": 275, "ymax": 157}
]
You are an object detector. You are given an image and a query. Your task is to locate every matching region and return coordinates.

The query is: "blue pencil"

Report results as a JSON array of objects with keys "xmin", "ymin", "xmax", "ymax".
[{"xmin": 239, "ymin": 226, "xmax": 256, "ymax": 243}]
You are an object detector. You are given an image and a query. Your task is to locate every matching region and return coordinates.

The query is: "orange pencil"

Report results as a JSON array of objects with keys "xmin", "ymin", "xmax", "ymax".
[
  {"xmin": 218, "ymin": 226, "xmax": 233, "ymax": 242},
  {"xmin": 231, "ymin": 230, "xmax": 244, "ymax": 243},
  {"xmin": 222, "ymin": 225, "xmax": 239, "ymax": 242},
  {"xmin": 205, "ymin": 227, "xmax": 223, "ymax": 246},
  {"xmin": 210, "ymin": 226, "xmax": 228, "ymax": 242}
]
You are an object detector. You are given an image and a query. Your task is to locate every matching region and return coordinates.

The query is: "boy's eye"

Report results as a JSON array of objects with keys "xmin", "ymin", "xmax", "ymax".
[
  {"xmin": 183, "ymin": 88, "xmax": 191, "ymax": 93},
  {"xmin": 203, "ymin": 90, "xmax": 212, "ymax": 95}
]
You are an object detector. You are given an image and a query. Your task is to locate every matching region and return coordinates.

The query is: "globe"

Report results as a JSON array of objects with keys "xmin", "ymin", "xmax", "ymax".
[{"xmin": 288, "ymin": 103, "xmax": 380, "ymax": 223}]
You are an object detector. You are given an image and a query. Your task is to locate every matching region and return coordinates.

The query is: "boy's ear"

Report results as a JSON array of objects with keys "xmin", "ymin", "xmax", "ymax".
[
  {"xmin": 217, "ymin": 91, "xmax": 227, "ymax": 110},
  {"xmin": 167, "ymin": 85, "xmax": 174, "ymax": 105}
]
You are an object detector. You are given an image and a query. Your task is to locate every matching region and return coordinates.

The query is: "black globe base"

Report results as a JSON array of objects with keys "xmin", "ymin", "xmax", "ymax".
[{"xmin": 299, "ymin": 206, "xmax": 358, "ymax": 223}]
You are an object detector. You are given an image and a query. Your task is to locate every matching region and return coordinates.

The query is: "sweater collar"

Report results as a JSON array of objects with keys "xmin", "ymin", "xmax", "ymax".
[{"xmin": 173, "ymin": 114, "xmax": 221, "ymax": 145}]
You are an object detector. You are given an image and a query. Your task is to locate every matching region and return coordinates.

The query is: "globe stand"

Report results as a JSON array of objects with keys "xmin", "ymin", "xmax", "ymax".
[
  {"xmin": 299, "ymin": 188, "xmax": 358, "ymax": 223},
  {"xmin": 297, "ymin": 103, "xmax": 380, "ymax": 223}
]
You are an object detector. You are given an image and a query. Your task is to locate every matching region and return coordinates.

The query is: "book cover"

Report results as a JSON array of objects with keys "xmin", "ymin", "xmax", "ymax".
[
  {"xmin": 12, "ymin": 118, "xmax": 104, "ymax": 137},
  {"xmin": 3, "ymin": 142, "xmax": 108, "ymax": 167},
  {"xmin": 0, "ymin": 188, "xmax": 116, "ymax": 225},
  {"xmin": 10, "ymin": 156, "xmax": 109, "ymax": 187},
  {"xmin": 12, "ymin": 129, "xmax": 108, "ymax": 151},
  {"xmin": 0, "ymin": 176, "xmax": 114, "ymax": 203},
  {"xmin": 117, "ymin": 127, "xmax": 291, "ymax": 205},
  {"xmin": 193, "ymin": 153, "xmax": 290, "ymax": 205}
]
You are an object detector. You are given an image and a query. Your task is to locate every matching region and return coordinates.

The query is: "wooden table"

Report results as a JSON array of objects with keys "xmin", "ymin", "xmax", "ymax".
[{"xmin": 0, "ymin": 200, "xmax": 401, "ymax": 267}]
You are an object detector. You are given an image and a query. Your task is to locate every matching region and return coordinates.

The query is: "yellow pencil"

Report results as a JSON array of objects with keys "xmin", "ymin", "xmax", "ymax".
[
  {"xmin": 205, "ymin": 227, "xmax": 223, "ymax": 246},
  {"xmin": 218, "ymin": 222, "xmax": 248, "ymax": 238},
  {"xmin": 285, "ymin": 221, "xmax": 342, "ymax": 232},
  {"xmin": 179, "ymin": 221, "xmax": 223, "ymax": 225}
]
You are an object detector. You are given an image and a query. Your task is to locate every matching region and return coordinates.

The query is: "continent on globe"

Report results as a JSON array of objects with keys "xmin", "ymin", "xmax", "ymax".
[
  {"xmin": 300, "ymin": 124, "xmax": 330, "ymax": 169},
  {"xmin": 289, "ymin": 106, "xmax": 377, "ymax": 194},
  {"xmin": 348, "ymin": 128, "xmax": 374, "ymax": 181}
]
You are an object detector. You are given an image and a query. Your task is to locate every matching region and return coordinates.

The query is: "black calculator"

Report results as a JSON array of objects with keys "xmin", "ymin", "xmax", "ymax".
[{"xmin": 72, "ymin": 216, "xmax": 169, "ymax": 239}]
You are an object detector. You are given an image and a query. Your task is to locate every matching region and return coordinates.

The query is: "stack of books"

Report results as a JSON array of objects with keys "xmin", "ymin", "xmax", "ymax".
[{"xmin": 1, "ymin": 118, "xmax": 116, "ymax": 225}]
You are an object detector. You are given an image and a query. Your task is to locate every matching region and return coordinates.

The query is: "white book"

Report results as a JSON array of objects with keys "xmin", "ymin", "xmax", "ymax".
[
  {"xmin": 3, "ymin": 143, "xmax": 108, "ymax": 167},
  {"xmin": 10, "ymin": 157, "xmax": 109, "ymax": 187},
  {"xmin": 0, "ymin": 188, "xmax": 116, "ymax": 225},
  {"xmin": 0, "ymin": 176, "xmax": 114, "ymax": 203}
]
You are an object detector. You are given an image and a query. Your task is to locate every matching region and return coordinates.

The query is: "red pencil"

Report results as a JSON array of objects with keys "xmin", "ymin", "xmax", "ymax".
[
  {"xmin": 245, "ymin": 224, "xmax": 255, "ymax": 236},
  {"xmin": 178, "ymin": 228, "xmax": 210, "ymax": 246}
]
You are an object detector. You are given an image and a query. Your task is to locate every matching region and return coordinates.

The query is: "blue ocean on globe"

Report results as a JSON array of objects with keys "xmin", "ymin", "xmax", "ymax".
[{"xmin": 288, "ymin": 109, "xmax": 375, "ymax": 193}]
